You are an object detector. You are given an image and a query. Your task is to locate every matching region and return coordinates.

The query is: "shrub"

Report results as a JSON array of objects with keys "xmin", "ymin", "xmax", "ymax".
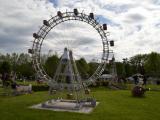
[{"xmin": 132, "ymin": 86, "xmax": 145, "ymax": 97}]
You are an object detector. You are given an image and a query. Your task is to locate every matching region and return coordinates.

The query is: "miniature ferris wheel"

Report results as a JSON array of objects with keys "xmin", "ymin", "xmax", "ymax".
[{"xmin": 28, "ymin": 9, "xmax": 114, "ymax": 108}]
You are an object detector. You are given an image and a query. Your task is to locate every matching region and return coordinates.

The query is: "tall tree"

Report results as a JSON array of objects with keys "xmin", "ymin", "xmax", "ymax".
[
  {"xmin": 129, "ymin": 54, "xmax": 147, "ymax": 74},
  {"xmin": 0, "ymin": 61, "xmax": 11, "ymax": 86},
  {"xmin": 0, "ymin": 61, "xmax": 11, "ymax": 74},
  {"xmin": 144, "ymin": 52, "xmax": 160, "ymax": 77},
  {"xmin": 76, "ymin": 58, "xmax": 90, "ymax": 78},
  {"xmin": 44, "ymin": 55, "xmax": 59, "ymax": 77},
  {"xmin": 88, "ymin": 62, "xmax": 99, "ymax": 76}
]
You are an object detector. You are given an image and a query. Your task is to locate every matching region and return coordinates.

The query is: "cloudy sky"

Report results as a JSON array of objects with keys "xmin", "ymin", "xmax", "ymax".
[{"xmin": 0, "ymin": 0, "xmax": 160, "ymax": 61}]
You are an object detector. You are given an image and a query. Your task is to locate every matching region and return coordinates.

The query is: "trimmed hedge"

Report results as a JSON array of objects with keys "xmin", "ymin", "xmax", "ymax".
[
  {"xmin": 89, "ymin": 81, "xmax": 109, "ymax": 87},
  {"xmin": 32, "ymin": 85, "xmax": 49, "ymax": 92}
]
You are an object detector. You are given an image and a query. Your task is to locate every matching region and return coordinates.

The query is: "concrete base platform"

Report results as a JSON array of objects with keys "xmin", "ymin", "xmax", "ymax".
[{"xmin": 30, "ymin": 99, "xmax": 99, "ymax": 114}]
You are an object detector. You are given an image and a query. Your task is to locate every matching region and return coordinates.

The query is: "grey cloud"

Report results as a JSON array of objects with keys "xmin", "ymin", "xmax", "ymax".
[
  {"xmin": 134, "ymin": 40, "xmax": 146, "ymax": 46},
  {"xmin": 129, "ymin": 14, "xmax": 145, "ymax": 21},
  {"xmin": 0, "ymin": 0, "xmax": 160, "ymax": 61},
  {"xmin": 104, "ymin": 4, "xmax": 135, "ymax": 14},
  {"xmin": 124, "ymin": 14, "xmax": 146, "ymax": 23},
  {"xmin": 155, "ymin": 22, "xmax": 160, "ymax": 28},
  {"xmin": 73, "ymin": 36, "xmax": 97, "ymax": 46},
  {"xmin": 152, "ymin": 0, "xmax": 160, "ymax": 5},
  {"xmin": 136, "ymin": 25, "xmax": 142, "ymax": 31},
  {"xmin": 45, "ymin": 36, "xmax": 97, "ymax": 47}
]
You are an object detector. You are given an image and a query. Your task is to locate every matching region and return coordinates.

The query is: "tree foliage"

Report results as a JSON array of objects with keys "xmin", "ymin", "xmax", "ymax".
[
  {"xmin": 0, "ymin": 52, "xmax": 160, "ymax": 80},
  {"xmin": 0, "ymin": 61, "xmax": 11, "ymax": 74},
  {"xmin": 144, "ymin": 52, "xmax": 160, "ymax": 77},
  {"xmin": 44, "ymin": 55, "xmax": 59, "ymax": 77},
  {"xmin": 76, "ymin": 58, "xmax": 90, "ymax": 78}
]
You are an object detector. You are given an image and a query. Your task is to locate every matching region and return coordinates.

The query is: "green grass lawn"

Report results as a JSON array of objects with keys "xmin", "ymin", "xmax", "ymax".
[{"xmin": 0, "ymin": 87, "xmax": 160, "ymax": 120}]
